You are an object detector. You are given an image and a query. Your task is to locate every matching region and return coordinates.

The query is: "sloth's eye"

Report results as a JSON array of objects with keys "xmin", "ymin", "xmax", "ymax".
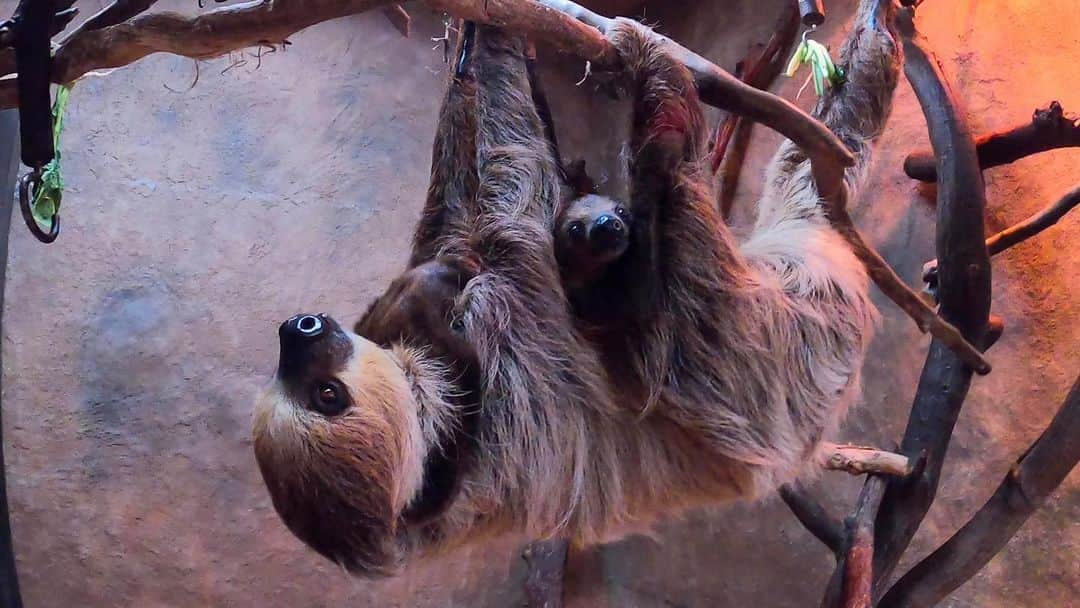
[
  {"xmin": 310, "ymin": 380, "xmax": 349, "ymax": 416},
  {"xmin": 568, "ymin": 221, "xmax": 585, "ymax": 239},
  {"xmin": 449, "ymin": 316, "xmax": 466, "ymax": 334},
  {"xmin": 615, "ymin": 206, "xmax": 629, "ymax": 218}
]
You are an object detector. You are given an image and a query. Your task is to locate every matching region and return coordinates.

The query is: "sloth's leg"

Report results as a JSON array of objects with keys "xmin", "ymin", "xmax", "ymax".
[
  {"xmin": 756, "ymin": 0, "xmax": 901, "ymax": 229},
  {"xmin": 409, "ymin": 22, "xmax": 481, "ymax": 267}
]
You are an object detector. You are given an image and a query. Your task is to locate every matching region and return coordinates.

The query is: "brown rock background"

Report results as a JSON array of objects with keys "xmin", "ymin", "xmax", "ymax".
[{"xmin": 0, "ymin": 0, "xmax": 1075, "ymax": 606}]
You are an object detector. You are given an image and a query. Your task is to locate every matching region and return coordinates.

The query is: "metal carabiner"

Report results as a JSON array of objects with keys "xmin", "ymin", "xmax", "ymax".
[{"xmin": 18, "ymin": 169, "xmax": 59, "ymax": 243}]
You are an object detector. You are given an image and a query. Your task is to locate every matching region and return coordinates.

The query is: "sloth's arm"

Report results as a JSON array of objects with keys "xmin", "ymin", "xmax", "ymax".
[
  {"xmin": 409, "ymin": 24, "xmax": 481, "ymax": 267},
  {"xmin": 610, "ymin": 20, "xmax": 730, "ymax": 324},
  {"xmin": 468, "ymin": 26, "xmax": 564, "ymax": 281}
]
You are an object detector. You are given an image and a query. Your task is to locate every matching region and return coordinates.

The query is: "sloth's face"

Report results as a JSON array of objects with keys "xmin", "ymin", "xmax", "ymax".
[
  {"xmin": 253, "ymin": 314, "xmax": 422, "ymax": 576},
  {"xmin": 557, "ymin": 194, "xmax": 633, "ymax": 267}
]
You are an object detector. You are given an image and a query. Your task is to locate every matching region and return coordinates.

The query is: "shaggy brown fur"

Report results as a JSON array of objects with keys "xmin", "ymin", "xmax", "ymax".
[{"xmin": 253, "ymin": 0, "xmax": 901, "ymax": 577}]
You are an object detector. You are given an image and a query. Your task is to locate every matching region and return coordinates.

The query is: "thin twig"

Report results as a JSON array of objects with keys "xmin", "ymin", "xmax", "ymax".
[
  {"xmin": 878, "ymin": 376, "xmax": 1080, "ymax": 608},
  {"xmin": 871, "ymin": 7, "xmax": 993, "ymax": 600},
  {"xmin": 779, "ymin": 484, "xmax": 845, "ymax": 556},
  {"xmin": 922, "ymin": 182, "xmax": 1080, "ymax": 293},
  {"xmin": 822, "ymin": 442, "xmax": 912, "ymax": 477}
]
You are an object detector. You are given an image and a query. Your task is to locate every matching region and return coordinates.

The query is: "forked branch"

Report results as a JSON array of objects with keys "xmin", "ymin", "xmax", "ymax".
[{"xmin": 878, "ymin": 376, "xmax": 1080, "ymax": 608}]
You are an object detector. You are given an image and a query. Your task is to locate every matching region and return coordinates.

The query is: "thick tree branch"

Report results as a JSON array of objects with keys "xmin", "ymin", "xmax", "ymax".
[
  {"xmin": 904, "ymin": 102, "xmax": 1080, "ymax": 182},
  {"xmin": 922, "ymin": 182, "xmax": 1080, "ymax": 289},
  {"xmin": 823, "ymin": 442, "xmax": 912, "ymax": 477},
  {"xmin": 779, "ymin": 484, "xmax": 846, "ymax": 556},
  {"xmin": 878, "ymin": 375, "xmax": 1080, "ymax": 608},
  {"xmin": 871, "ymin": 7, "xmax": 993, "ymax": 599}
]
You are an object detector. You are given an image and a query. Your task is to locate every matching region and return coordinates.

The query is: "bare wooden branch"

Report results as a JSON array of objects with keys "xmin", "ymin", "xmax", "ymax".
[
  {"xmin": 872, "ymin": 7, "xmax": 993, "ymax": 599},
  {"xmin": 904, "ymin": 101, "xmax": 1080, "ymax": 182},
  {"xmin": 57, "ymin": 0, "xmax": 161, "ymax": 44},
  {"xmin": 522, "ymin": 538, "xmax": 569, "ymax": 608},
  {"xmin": 0, "ymin": 0, "xmax": 402, "ymax": 108},
  {"xmin": 779, "ymin": 484, "xmax": 845, "ymax": 556},
  {"xmin": 827, "ymin": 208, "xmax": 991, "ymax": 374},
  {"xmin": 840, "ymin": 476, "xmax": 887, "ymax": 608},
  {"xmin": 922, "ymin": 182, "xmax": 1080, "ymax": 291},
  {"xmin": 878, "ymin": 376, "xmax": 1080, "ymax": 608},
  {"xmin": 823, "ymin": 442, "xmax": 912, "ymax": 477},
  {"xmin": 381, "ymin": 4, "xmax": 410, "ymax": 38}
]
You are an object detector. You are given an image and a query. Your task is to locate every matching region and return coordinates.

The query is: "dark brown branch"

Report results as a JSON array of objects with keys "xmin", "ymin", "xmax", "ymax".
[
  {"xmin": 779, "ymin": 484, "xmax": 845, "ymax": 556},
  {"xmin": 871, "ymin": 6, "xmax": 993, "ymax": 600},
  {"xmin": 842, "ymin": 476, "xmax": 887, "ymax": 608},
  {"xmin": 878, "ymin": 376, "xmax": 1080, "ymax": 608},
  {"xmin": 922, "ymin": 182, "xmax": 1080, "ymax": 290},
  {"xmin": 381, "ymin": 4, "xmax": 410, "ymax": 38},
  {"xmin": 711, "ymin": 4, "xmax": 800, "ymax": 174},
  {"xmin": 904, "ymin": 101, "xmax": 1080, "ymax": 182},
  {"xmin": 522, "ymin": 538, "xmax": 569, "ymax": 608}
]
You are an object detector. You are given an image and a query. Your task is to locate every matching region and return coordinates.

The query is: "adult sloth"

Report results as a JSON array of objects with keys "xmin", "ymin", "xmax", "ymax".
[{"xmin": 254, "ymin": 0, "xmax": 899, "ymax": 577}]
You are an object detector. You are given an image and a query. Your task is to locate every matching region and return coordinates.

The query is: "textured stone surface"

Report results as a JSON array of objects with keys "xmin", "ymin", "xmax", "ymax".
[{"xmin": 0, "ymin": 0, "xmax": 1075, "ymax": 606}]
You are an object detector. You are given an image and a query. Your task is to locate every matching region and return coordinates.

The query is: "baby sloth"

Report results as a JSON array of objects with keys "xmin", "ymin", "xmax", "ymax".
[{"xmin": 555, "ymin": 194, "xmax": 633, "ymax": 290}]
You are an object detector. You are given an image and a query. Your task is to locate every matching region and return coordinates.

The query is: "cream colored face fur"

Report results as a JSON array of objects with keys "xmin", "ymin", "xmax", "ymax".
[{"xmin": 252, "ymin": 333, "xmax": 431, "ymax": 574}]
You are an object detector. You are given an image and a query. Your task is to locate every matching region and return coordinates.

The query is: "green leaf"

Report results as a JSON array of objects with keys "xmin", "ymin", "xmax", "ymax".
[{"xmin": 31, "ymin": 84, "xmax": 73, "ymax": 225}]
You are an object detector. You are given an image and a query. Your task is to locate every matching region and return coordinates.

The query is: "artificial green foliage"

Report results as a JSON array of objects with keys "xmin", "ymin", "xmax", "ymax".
[
  {"xmin": 31, "ymin": 84, "xmax": 71, "ymax": 226},
  {"xmin": 785, "ymin": 38, "xmax": 844, "ymax": 97}
]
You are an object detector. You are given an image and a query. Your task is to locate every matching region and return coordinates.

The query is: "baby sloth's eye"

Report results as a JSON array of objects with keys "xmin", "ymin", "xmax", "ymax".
[
  {"xmin": 615, "ymin": 206, "xmax": 629, "ymax": 218},
  {"xmin": 568, "ymin": 221, "xmax": 585, "ymax": 239},
  {"xmin": 310, "ymin": 380, "xmax": 349, "ymax": 416}
]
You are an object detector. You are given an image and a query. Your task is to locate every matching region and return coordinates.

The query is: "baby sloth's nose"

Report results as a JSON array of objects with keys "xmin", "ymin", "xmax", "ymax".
[{"xmin": 593, "ymin": 214, "xmax": 625, "ymax": 235}]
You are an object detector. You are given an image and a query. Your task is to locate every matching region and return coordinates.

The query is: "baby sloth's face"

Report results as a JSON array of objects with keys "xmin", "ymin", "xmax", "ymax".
[{"xmin": 557, "ymin": 194, "xmax": 633, "ymax": 267}]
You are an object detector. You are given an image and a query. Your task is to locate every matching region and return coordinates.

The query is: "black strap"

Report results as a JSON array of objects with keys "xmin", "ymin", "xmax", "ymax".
[{"xmin": 13, "ymin": 0, "xmax": 55, "ymax": 169}]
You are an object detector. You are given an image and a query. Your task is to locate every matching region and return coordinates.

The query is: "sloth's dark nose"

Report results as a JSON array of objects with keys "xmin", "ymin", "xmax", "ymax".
[
  {"xmin": 590, "ymin": 214, "xmax": 626, "ymax": 250},
  {"xmin": 277, "ymin": 313, "xmax": 349, "ymax": 383},
  {"xmin": 593, "ymin": 214, "xmax": 625, "ymax": 235},
  {"xmin": 281, "ymin": 314, "xmax": 326, "ymax": 341}
]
